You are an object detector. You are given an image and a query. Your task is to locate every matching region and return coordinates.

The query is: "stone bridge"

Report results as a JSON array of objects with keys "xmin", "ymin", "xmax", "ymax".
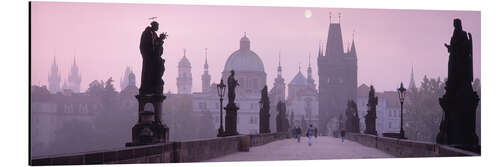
[{"xmin": 30, "ymin": 132, "xmax": 478, "ymax": 165}]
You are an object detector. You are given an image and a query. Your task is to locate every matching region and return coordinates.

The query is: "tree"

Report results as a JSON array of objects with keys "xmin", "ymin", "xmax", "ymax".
[{"xmin": 404, "ymin": 75, "xmax": 445, "ymax": 142}]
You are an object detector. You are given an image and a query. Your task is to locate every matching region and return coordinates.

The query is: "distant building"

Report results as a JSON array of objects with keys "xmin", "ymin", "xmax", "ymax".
[
  {"xmin": 317, "ymin": 19, "xmax": 358, "ymax": 135},
  {"xmin": 357, "ymin": 84, "xmax": 401, "ymax": 135},
  {"xmin": 193, "ymin": 34, "xmax": 266, "ymax": 134},
  {"xmin": 67, "ymin": 57, "xmax": 82, "ymax": 93},
  {"xmin": 31, "ymin": 85, "xmax": 100, "ymax": 156},
  {"xmin": 120, "ymin": 71, "xmax": 139, "ymax": 111},
  {"xmin": 48, "ymin": 56, "xmax": 61, "ymax": 94},
  {"xmin": 120, "ymin": 66, "xmax": 134, "ymax": 91},
  {"xmin": 286, "ymin": 57, "xmax": 319, "ymax": 130},
  {"xmin": 177, "ymin": 49, "xmax": 193, "ymax": 94}
]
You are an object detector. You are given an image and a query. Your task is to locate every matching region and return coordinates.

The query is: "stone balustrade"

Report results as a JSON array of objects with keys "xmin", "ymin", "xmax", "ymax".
[
  {"xmin": 30, "ymin": 132, "xmax": 290, "ymax": 165},
  {"xmin": 345, "ymin": 132, "xmax": 479, "ymax": 157}
]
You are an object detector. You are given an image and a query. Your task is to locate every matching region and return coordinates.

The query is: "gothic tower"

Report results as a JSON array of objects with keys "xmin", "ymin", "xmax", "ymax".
[
  {"xmin": 120, "ymin": 66, "xmax": 133, "ymax": 91},
  {"xmin": 307, "ymin": 54, "xmax": 316, "ymax": 90},
  {"xmin": 67, "ymin": 56, "xmax": 81, "ymax": 93},
  {"xmin": 269, "ymin": 54, "xmax": 286, "ymax": 132},
  {"xmin": 317, "ymin": 16, "xmax": 358, "ymax": 135},
  {"xmin": 48, "ymin": 56, "xmax": 61, "ymax": 94},
  {"xmin": 201, "ymin": 48, "xmax": 211, "ymax": 93},
  {"xmin": 177, "ymin": 49, "xmax": 192, "ymax": 94}
]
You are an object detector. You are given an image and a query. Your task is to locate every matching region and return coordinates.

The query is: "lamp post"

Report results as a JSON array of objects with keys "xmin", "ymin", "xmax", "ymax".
[
  {"xmin": 216, "ymin": 79, "xmax": 226, "ymax": 137},
  {"xmin": 397, "ymin": 82, "xmax": 407, "ymax": 139}
]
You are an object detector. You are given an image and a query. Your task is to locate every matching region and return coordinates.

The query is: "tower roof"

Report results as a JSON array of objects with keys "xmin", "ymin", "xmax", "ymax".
[
  {"xmin": 325, "ymin": 23, "xmax": 344, "ymax": 57},
  {"xmin": 290, "ymin": 70, "xmax": 307, "ymax": 85},
  {"xmin": 179, "ymin": 49, "xmax": 191, "ymax": 68}
]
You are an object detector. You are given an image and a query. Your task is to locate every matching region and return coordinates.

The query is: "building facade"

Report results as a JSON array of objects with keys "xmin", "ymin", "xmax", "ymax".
[{"xmin": 286, "ymin": 59, "xmax": 319, "ymax": 130}]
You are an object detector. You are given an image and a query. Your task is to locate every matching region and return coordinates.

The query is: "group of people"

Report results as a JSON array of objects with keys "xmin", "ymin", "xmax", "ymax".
[{"xmin": 292, "ymin": 125, "xmax": 318, "ymax": 146}]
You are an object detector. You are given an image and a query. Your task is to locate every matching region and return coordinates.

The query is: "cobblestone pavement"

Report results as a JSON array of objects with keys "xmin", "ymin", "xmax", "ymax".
[{"xmin": 206, "ymin": 136, "xmax": 395, "ymax": 162}]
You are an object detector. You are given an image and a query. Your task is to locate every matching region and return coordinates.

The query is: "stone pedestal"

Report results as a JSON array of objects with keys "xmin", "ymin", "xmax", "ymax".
[
  {"xmin": 224, "ymin": 102, "xmax": 239, "ymax": 136},
  {"xmin": 126, "ymin": 94, "xmax": 169, "ymax": 146},
  {"xmin": 364, "ymin": 113, "xmax": 377, "ymax": 136},
  {"xmin": 437, "ymin": 86, "xmax": 479, "ymax": 152}
]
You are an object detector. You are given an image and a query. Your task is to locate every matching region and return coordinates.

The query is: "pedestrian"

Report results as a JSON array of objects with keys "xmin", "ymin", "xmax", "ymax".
[
  {"xmin": 297, "ymin": 127, "xmax": 302, "ymax": 143},
  {"xmin": 292, "ymin": 126, "xmax": 297, "ymax": 140},
  {"xmin": 341, "ymin": 129, "xmax": 346, "ymax": 143},
  {"xmin": 306, "ymin": 124, "xmax": 314, "ymax": 146},
  {"xmin": 314, "ymin": 127, "xmax": 318, "ymax": 138}
]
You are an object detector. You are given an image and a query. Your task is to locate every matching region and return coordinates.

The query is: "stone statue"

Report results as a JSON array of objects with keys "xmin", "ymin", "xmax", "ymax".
[
  {"xmin": 364, "ymin": 85, "xmax": 378, "ymax": 135},
  {"xmin": 276, "ymin": 101, "xmax": 289, "ymax": 133},
  {"xmin": 139, "ymin": 21, "xmax": 167, "ymax": 95},
  {"xmin": 224, "ymin": 70, "xmax": 240, "ymax": 136},
  {"xmin": 437, "ymin": 18, "xmax": 479, "ymax": 153},
  {"xmin": 127, "ymin": 21, "xmax": 169, "ymax": 147},
  {"xmin": 227, "ymin": 70, "xmax": 239, "ymax": 103},
  {"xmin": 345, "ymin": 100, "xmax": 360, "ymax": 133},
  {"xmin": 259, "ymin": 85, "xmax": 271, "ymax": 133}
]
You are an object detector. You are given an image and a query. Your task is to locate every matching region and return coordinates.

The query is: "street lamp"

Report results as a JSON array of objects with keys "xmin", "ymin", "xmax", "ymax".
[
  {"xmin": 217, "ymin": 79, "xmax": 226, "ymax": 137},
  {"xmin": 397, "ymin": 82, "xmax": 407, "ymax": 139}
]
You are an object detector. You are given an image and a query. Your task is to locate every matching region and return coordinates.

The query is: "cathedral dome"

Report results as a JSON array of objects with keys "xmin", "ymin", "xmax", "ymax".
[{"xmin": 223, "ymin": 35, "xmax": 265, "ymax": 72}]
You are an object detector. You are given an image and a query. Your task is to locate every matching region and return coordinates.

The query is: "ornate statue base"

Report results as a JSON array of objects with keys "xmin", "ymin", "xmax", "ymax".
[
  {"xmin": 259, "ymin": 111, "xmax": 271, "ymax": 134},
  {"xmin": 126, "ymin": 94, "xmax": 169, "ymax": 147},
  {"xmin": 364, "ymin": 114, "xmax": 377, "ymax": 136},
  {"xmin": 223, "ymin": 102, "xmax": 239, "ymax": 136},
  {"xmin": 436, "ymin": 86, "xmax": 479, "ymax": 153}
]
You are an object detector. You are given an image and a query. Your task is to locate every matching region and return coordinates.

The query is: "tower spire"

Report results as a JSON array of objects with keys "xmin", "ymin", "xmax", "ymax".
[
  {"xmin": 204, "ymin": 48, "xmax": 209, "ymax": 70},
  {"xmin": 278, "ymin": 51, "xmax": 282, "ymax": 75},
  {"xmin": 409, "ymin": 65, "xmax": 416, "ymax": 90},
  {"xmin": 183, "ymin": 48, "xmax": 186, "ymax": 57}
]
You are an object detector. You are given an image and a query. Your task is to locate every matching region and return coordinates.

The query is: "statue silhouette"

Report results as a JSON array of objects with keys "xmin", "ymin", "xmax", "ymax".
[
  {"xmin": 227, "ymin": 70, "xmax": 239, "ymax": 103},
  {"xmin": 139, "ymin": 21, "xmax": 167, "ymax": 95},
  {"xmin": 437, "ymin": 18, "xmax": 479, "ymax": 153}
]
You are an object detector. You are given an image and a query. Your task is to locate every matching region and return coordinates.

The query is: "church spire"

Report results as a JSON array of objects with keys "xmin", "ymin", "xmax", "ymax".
[
  {"xmin": 204, "ymin": 48, "xmax": 208, "ymax": 70},
  {"xmin": 48, "ymin": 56, "xmax": 61, "ymax": 94},
  {"xmin": 68, "ymin": 55, "xmax": 81, "ymax": 93},
  {"xmin": 409, "ymin": 65, "xmax": 416, "ymax": 90},
  {"xmin": 278, "ymin": 51, "xmax": 282, "ymax": 76},
  {"xmin": 202, "ymin": 48, "xmax": 211, "ymax": 93}
]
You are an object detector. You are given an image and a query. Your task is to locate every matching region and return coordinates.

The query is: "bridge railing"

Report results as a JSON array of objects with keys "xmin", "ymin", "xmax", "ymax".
[
  {"xmin": 345, "ymin": 132, "xmax": 479, "ymax": 157},
  {"xmin": 30, "ymin": 132, "xmax": 290, "ymax": 165}
]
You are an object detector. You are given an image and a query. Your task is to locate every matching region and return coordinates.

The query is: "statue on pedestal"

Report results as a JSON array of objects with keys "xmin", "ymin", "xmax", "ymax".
[
  {"xmin": 224, "ymin": 70, "xmax": 240, "ymax": 136},
  {"xmin": 127, "ymin": 21, "xmax": 169, "ymax": 147},
  {"xmin": 345, "ymin": 100, "xmax": 360, "ymax": 133},
  {"xmin": 436, "ymin": 18, "xmax": 479, "ymax": 153},
  {"xmin": 364, "ymin": 85, "xmax": 378, "ymax": 135},
  {"xmin": 259, "ymin": 86, "xmax": 271, "ymax": 134},
  {"xmin": 276, "ymin": 101, "xmax": 289, "ymax": 133}
]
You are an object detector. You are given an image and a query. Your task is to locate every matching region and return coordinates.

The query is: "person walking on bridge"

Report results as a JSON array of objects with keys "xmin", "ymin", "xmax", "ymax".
[
  {"xmin": 297, "ymin": 127, "xmax": 302, "ymax": 143},
  {"xmin": 341, "ymin": 129, "xmax": 346, "ymax": 143},
  {"xmin": 306, "ymin": 124, "xmax": 314, "ymax": 146}
]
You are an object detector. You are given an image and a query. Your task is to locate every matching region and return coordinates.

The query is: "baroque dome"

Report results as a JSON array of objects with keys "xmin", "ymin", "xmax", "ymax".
[{"xmin": 223, "ymin": 34, "xmax": 265, "ymax": 72}]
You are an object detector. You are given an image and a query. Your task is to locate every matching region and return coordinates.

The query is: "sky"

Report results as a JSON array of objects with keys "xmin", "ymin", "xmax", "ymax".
[{"xmin": 30, "ymin": 2, "xmax": 480, "ymax": 93}]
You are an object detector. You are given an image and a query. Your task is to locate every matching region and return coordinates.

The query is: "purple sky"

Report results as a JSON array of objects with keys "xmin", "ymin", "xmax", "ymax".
[{"xmin": 30, "ymin": 2, "xmax": 480, "ymax": 93}]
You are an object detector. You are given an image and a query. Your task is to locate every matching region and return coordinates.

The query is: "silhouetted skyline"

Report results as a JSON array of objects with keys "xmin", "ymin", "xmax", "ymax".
[{"xmin": 31, "ymin": 2, "xmax": 480, "ymax": 93}]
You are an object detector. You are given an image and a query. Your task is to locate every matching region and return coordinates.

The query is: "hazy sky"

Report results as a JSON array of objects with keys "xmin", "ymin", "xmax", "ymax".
[{"xmin": 31, "ymin": 2, "xmax": 480, "ymax": 93}]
